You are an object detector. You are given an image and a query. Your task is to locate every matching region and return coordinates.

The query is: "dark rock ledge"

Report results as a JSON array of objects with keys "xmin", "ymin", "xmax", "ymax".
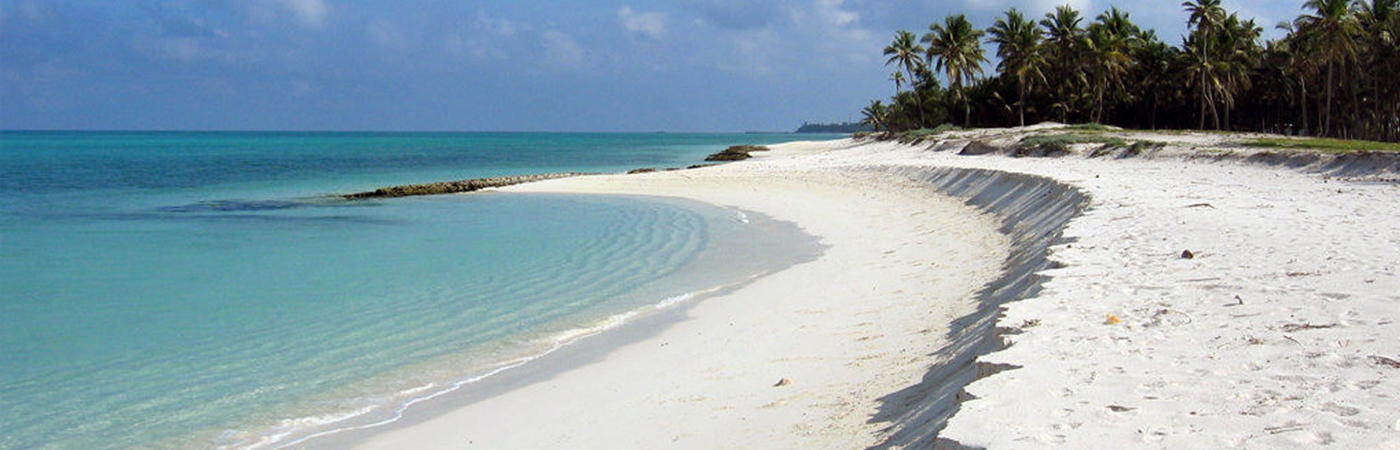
[
  {"xmin": 704, "ymin": 145, "xmax": 770, "ymax": 162},
  {"xmin": 343, "ymin": 173, "xmax": 592, "ymax": 199}
]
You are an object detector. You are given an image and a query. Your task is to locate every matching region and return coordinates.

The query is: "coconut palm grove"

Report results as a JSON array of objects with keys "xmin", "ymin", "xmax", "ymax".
[{"xmin": 862, "ymin": 0, "xmax": 1399, "ymax": 143}]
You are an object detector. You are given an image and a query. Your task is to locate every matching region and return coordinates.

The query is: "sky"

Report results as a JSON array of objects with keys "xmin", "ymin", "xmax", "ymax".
[{"xmin": 0, "ymin": 0, "xmax": 1302, "ymax": 132}]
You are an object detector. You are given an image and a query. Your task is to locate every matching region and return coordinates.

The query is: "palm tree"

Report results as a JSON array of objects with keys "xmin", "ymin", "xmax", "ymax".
[
  {"xmin": 861, "ymin": 100, "xmax": 888, "ymax": 131},
  {"xmin": 1258, "ymin": 38, "xmax": 1302, "ymax": 133},
  {"xmin": 854, "ymin": 0, "xmax": 1397, "ymax": 141},
  {"xmin": 924, "ymin": 14, "xmax": 988, "ymax": 127},
  {"xmin": 1085, "ymin": 7, "xmax": 1139, "ymax": 124},
  {"xmin": 1295, "ymin": 0, "xmax": 1361, "ymax": 137},
  {"xmin": 884, "ymin": 30, "xmax": 927, "ymax": 126},
  {"xmin": 1132, "ymin": 38, "xmax": 1178, "ymax": 129},
  {"xmin": 987, "ymin": 8, "xmax": 1046, "ymax": 127},
  {"xmin": 1096, "ymin": 6, "xmax": 1142, "ymax": 38},
  {"xmin": 1183, "ymin": 0, "xmax": 1226, "ymax": 129},
  {"xmin": 1357, "ymin": 0, "xmax": 1398, "ymax": 140},
  {"xmin": 1182, "ymin": 32, "xmax": 1221, "ymax": 129},
  {"xmin": 1215, "ymin": 14, "xmax": 1263, "ymax": 130},
  {"xmin": 1040, "ymin": 5, "xmax": 1087, "ymax": 122},
  {"xmin": 1276, "ymin": 21, "xmax": 1317, "ymax": 135}
]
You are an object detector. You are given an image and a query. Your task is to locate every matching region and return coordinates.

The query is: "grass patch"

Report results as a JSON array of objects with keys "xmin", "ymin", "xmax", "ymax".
[
  {"xmin": 1242, "ymin": 137, "xmax": 1400, "ymax": 153},
  {"xmin": 897, "ymin": 124, "xmax": 965, "ymax": 143},
  {"xmin": 928, "ymin": 123, "xmax": 964, "ymax": 134},
  {"xmin": 1022, "ymin": 133, "xmax": 1126, "ymax": 148},
  {"xmin": 1020, "ymin": 133, "xmax": 1130, "ymax": 157},
  {"xmin": 1063, "ymin": 123, "xmax": 1117, "ymax": 132},
  {"xmin": 1090, "ymin": 139, "xmax": 1163, "ymax": 157}
]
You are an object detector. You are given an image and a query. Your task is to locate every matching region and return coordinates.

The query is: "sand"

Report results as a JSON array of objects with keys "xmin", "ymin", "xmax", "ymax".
[{"xmin": 330, "ymin": 128, "xmax": 1400, "ymax": 449}]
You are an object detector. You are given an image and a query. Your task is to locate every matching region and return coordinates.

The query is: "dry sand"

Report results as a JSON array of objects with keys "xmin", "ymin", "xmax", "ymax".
[
  {"xmin": 337, "ymin": 141, "xmax": 1012, "ymax": 449},
  {"xmin": 333, "ymin": 128, "xmax": 1400, "ymax": 449}
]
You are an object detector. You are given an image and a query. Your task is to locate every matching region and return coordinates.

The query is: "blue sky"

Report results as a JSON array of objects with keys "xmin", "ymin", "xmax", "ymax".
[{"xmin": 1, "ymin": 0, "xmax": 1299, "ymax": 132}]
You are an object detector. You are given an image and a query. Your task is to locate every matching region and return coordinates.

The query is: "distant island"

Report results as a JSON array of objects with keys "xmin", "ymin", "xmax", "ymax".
[{"xmin": 796, "ymin": 122, "xmax": 874, "ymax": 133}]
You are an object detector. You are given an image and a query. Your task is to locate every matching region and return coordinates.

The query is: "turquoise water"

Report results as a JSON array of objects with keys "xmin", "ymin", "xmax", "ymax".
[{"xmin": 0, "ymin": 132, "xmax": 828, "ymax": 450}]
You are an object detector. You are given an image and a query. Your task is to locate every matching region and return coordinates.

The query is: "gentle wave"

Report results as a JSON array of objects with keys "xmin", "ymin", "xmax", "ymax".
[
  {"xmin": 248, "ymin": 282, "xmax": 738, "ymax": 450},
  {"xmin": 1, "ymin": 132, "xmax": 827, "ymax": 450}
]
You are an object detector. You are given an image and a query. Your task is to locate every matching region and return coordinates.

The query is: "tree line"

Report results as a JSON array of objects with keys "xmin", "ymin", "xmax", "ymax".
[{"xmin": 862, "ymin": 0, "xmax": 1399, "ymax": 142}]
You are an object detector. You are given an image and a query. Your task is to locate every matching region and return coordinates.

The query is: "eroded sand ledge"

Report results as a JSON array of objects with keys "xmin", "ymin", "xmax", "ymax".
[
  {"xmin": 333, "ymin": 129, "xmax": 1400, "ymax": 449},
  {"xmin": 845, "ymin": 129, "xmax": 1400, "ymax": 449}
]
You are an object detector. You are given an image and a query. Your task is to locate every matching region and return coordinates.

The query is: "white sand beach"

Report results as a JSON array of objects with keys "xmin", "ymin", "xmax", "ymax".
[{"xmin": 335, "ymin": 127, "xmax": 1400, "ymax": 449}]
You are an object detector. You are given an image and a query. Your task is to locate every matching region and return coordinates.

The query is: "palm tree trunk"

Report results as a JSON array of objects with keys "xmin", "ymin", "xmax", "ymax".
[
  {"xmin": 1206, "ymin": 84, "xmax": 1220, "ymax": 130},
  {"xmin": 1299, "ymin": 76, "xmax": 1309, "ymax": 136},
  {"xmin": 904, "ymin": 64, "xmax": 926, "ymax": 128},
  {"xmin": 1018, "ymin": 83, "xmax": 1026, "ymax": 127},
  {"xmin": 1325, "ymin": 60, "xmax": 1334, "ymax": 137},
  {"xmin": 915, "ymin": 90, "xmax": 927, "ymax": 127},
  {"xmin": 1199, "ymin": 70, "xmax": 1209, "ymax": 129},
  {"xmin": 1150, "ymin": 96, "xmax": 1158, "ymax": 130},
  {"xmin": 1351, "ymin": 64, "xmax": 1361, "ymax": 140},
  {"xmin": 1199, "ymin": 36, "xmax": 1211, "ymax": 130},
  {"xmin": 1372, "ymin": 71, "xmax": 1383, "ymax": 141},
  {"xmin": 964, "ymin": 97, "xmax": 972, "ymax": 127}
]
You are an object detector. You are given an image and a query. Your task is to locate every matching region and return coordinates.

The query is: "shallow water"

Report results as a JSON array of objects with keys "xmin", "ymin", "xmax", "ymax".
[{"xmin": 0, "ymin": 131, "xmax": 827, "ymax": 449}]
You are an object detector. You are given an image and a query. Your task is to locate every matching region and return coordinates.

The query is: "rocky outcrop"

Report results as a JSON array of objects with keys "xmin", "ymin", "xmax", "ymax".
[
  {"xmin": 343, "ymin": 173, "xmax": 591, "ymax": 199},
  {"xmin": 704, "ymin": 145, "xmax": 770, "ymax": 161}
]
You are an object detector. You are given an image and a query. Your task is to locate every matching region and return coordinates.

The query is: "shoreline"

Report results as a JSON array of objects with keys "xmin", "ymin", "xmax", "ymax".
[
  {"xmin": 283, "ymin": 204, "xmax": 815, "ymax": 450},
  {"xmin": 314, "ymin": 127, "xmax": 1399, "ymax": 448},
  {"xmin": 321, "ymin": 141, "xmax": 1014, "ymax": 449}
]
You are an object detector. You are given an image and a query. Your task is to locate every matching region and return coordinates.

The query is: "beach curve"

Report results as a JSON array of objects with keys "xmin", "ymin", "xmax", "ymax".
[
  {"xmin": 318, "ymin": 140, "xmax": 1015, "ymax": 449},
  {"xmin": 321, "ymin": 130, "xmax": 1400, "ymax": 449}
]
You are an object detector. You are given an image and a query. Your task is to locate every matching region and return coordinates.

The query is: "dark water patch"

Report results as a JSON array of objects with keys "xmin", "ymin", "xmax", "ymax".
[
  {"xmin": 158, "ymin": 199, "xmax": 312, "ymax": 213},
  {"xmin": 29, "ymin": 210, "xmax": 398, "ymax": 227},
  {"xmin": 162, "ymin": 213, "xmax": 397, "ymax": 225},
  {"xmin": 157, "ymin": 197, "xmax": 373, "ymax": 214}
]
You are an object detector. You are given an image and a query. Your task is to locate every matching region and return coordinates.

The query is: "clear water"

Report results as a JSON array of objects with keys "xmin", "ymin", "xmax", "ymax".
[{"xmin": 0, "ymin": 131, "xmax": 830, "ymax": 450}]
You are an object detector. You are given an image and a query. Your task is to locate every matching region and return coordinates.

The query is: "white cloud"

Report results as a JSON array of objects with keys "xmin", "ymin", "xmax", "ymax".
[
  {"xmin": 262, "ymin": 0, "xmax": 328, "ymax": 28},
  {"xmin": 1033, "ymin": 0, "xmax": 1093, "ymax": 15},
  {"xmin": 475, "ymin": 10, "xmax": 520, "ymax": 38},
  {"xmin": 794, "ymin": 0, "xmax": 877, "ymax": 65},
  {"xmin": 367, "ymin": 20, "xmax": 408, "ymax": 53},
  {"xmin": 541, "ymin": 31, "xmax": 586, "ymax": 68},
  {"xmin": 12, "ymin": 0, "xmax": 55, "ymax": 23},
  {"xmin": 682, "ymin": 0, "xmax": 777, "ymax": 30},
  {"xmin": 133, "ymin": 36, "xmax": 207, "ymax": 62},
  {"xmin": 441, "ymin": 11, "xmax": 531, "ymax": 63},
  {"xmin": 716, "ymin": 29, "xmax": 779, "ymax": 76},
  {"xmin": 619, "ymin": 6, "xmax": 668, "ymax": 39},
  {"xmin": 814, "ymin": 0, "xmax": 859, "ymax": 27}
]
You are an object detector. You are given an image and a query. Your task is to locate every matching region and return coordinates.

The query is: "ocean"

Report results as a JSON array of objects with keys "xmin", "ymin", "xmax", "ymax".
[{"xmin": 0, "ymin": 131, "xmax": 828, "ymax": 450}]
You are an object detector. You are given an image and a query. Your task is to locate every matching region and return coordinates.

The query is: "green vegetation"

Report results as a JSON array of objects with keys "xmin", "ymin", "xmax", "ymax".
[
  {"xmin": 896, "ymin": 124, "xmax": 965, "ymax": 143},
  {"xmin": 1016, "ymin": 133, "xmax": 1174, "ymax": 157},
  {"xmin": 1018, "ymin": 133, "xmax": 1129, "ymax": 155},
  {"xmin": 1242, "ymin": 137, "xmax": 1400, "ymax": 153},
  {"xmin": 924, "ymin": 14, "xmax": 988, "ymax": 127},
  {"xmin": 796, "ymin": 122, "xmax": 873, "ymax": 133},
  {"xmin": 860, "ymin": 0, "xmax": 1399, "ymax": 143},
  {"xmin": 1064, "ymin": 123, "xmax": 1117, "ymax": 132},
  {"xmin": 1021, "ymin": 133, "xmax": 1127, "ymax": 148}
]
